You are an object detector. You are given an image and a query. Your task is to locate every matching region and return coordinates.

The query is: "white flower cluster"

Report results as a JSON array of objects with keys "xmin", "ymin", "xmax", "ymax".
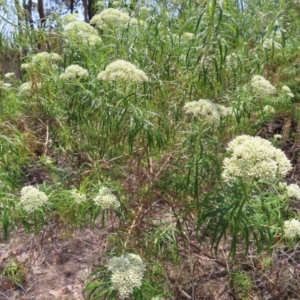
[
  {"xmin": 107, "ymin": 253, "xmax": 146, "ymax": 299},
  {"xmin": 251, "ymin": 75, "xmax": 276, "ymax": 97},
  {"xmin": 4, "ymin": 72, "xmax": 15, "ymax": 79},
  {"xmin": 98, "ymin": 60, "xmax": 148, "ymax": 83},
  {"xmin": 151, "ymin": 297, "xmax": 165, "ymax": 300},
  {"xmin": 59, "ymin": 65, "xmax": 89, "ymax": 80},
  {"xmin": 90, "ymin": 8, "xmax": 137, "ymax": 30},
  {"xmin": 183, "ymin": 99, "xmax": 230, "ymax": 125},
  {"xmin": 70, "ymin": 189, "xmax": 87, "ymax": 204},
  {"xmin": 140, "ymin": 6, "xmax": 149, "ymax": 14},
  {"xmin": 31, "ymin": 52, "xmax": 62, "ymax": 65},
  {"xmin": 19, "ymin": 81, "xmax": 41, "ymax": 94},
  {"xmin": 262, "ymin": 38, "xmax": 282, "ymax": 50},
  {"xmin": 222, "ymin": 135, "xmax": 292, "ymax": 182},
  {"xmin": 285, "ymin": 184, "xmax": 300, "ymax": 200},
  {"xmin": 181, "ymin": 32, "xmax": 195, "ymax": 42},
  {"xmin": 0, "ymin": 81, "xmax": 12, "ymax": 90},
  {"xmin": 20, "ymin": 52, "xmax": 61, "ymax": 74},
  {"xmin": 93, "ymin": 187, "xmax": 120, "ymax": 209},
  {"xmin": 61, "ymin": 13, "xmax": 80, "ymax": 24},
  {"xmin": 281, "ymin": 85, "xmax": 294, "ymax": 98},
  {"xmin": 283, "ymin": 219, "xmax": 300, "ymax": 238},
  {"xmin": 20, "ymin": 186, "xmax": 48, "ymax": 212},
  {"xmin": 263, "ymin": 105, "xmax": 275, "ymax": 114},
  {"xmin": 64, "ymin": 20, "xmax": 102, "ymax": 47}
]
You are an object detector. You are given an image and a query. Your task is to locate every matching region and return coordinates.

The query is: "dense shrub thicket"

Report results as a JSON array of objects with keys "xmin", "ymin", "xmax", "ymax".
[{"xmin": 1, "ymin": 0, "xmax": 300, "ymax": 298}]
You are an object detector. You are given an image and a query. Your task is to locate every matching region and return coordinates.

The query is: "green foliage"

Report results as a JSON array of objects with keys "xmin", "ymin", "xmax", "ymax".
[{"xmin": 2, "ymin": 0, "xmax": 300, "ymax": 298}]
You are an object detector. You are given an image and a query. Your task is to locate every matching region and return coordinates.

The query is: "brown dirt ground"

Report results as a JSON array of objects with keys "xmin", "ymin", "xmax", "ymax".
[{"xmin": 0, "ymin": 223, "xmax": 110, "ymax": 300}]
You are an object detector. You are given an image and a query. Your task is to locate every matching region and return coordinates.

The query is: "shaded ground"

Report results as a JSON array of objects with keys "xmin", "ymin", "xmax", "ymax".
[{"xmin": 0, "ymin": 223, "xmax": 110, "ymax": 300}]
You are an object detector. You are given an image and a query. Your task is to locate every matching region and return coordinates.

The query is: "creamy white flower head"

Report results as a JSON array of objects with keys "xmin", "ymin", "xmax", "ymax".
[
  {"xmin": 286, "ymin": 92, "xmax": 294, "ymax": 98},
  {"xmin": 283, "ymin": 219, "xmax": 300, "ymax": 238},
  {"xmin": 70, "ymin": 189, "xmax": 87, "ymax": 204},
  {"xmin": 263, "ymin": 105, "xmax": 275, "ymax": 114},
  {"xmin": 108, "ymin": 253, "xmax": 145, "ymax": 299},
  {"xmin": 19, "ymin": 81, "xmax": 41, "ymax": 94},
  {"xmin": 251, "ymin": 75, "xmax": 276, "ymax": 96},
  {"xmin": 286, "ymin": 184, "xmax": 300, "ymax": 200},
  {"xmin": 282, "ymin": 85, "xmax": 291, "ymax": 93},
  {"xmin": 152, "ymin": 297, "xmax": 165, "ymax": 300},
  {"xmin": 86, "ymin": 34, "xmax": 102, "ymax": 46},
  {"xmin": 181, "ymin": 32, "xmax": 195, "ymax": 42},
  {"xmin": 93, "ymin": 186, "xmax": 120, "ymax": 209},
  {"xmin": 274, "ymin": 134, "xmax": 282, "ymax": 139},
  {"xmin": 183, "ymin": 99, "xmax": 221, "ymax": 125},
  {"xmin": 262, "ymin": 38, "xmax": 282, "ymax": 50},
  {"xmin": 59, "ymin": 65, "xmax": 89, "ymax": 80},
  {"xmin": 98, "ymin": 60, "xmax": 148, "ymax": 83},
  {"xmin": 0, "ymin": 82, "xmax": 12, "ymax": 90},
  {"xmin": 90, "ymin": 8, "xmax": 131, "ymax": 29},
  {"xmin": 32, "ymin": 52, "xmax": 62, "ymax": 65},
  {"xmin": 21, "ymin": 63, "xmax": 30, "ymax": 70},
  {"xmin": 140, "ymin": 6, "xmax": 149, "ymax": 13},
  {"xmin": 20, "ymin": 186, "xmax": 48, "ymax": 212},
  {"xmin": 222, "ymin": 135, "xmax": 292, "ymax": 182},
  {"xmin": 129, "ymin": 18, "xmax": 138, "ymax": 26},
  {"xmin": 61, "ymin": 13, "xmax": 80, "ymax": 24},
  {"xmin": 4, "ymin": 72, "xmax": 15, "ymax": 79},
  {"xmin": 217, "ymin": 104, "xmax": 231, "ymax": 117},
  {"xmin": 64, "ymin": 21, "xmax": 98, "ymax": 35}
]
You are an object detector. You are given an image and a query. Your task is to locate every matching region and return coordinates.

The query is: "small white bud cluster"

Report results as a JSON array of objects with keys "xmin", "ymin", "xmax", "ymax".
[
  {"xmin": 61, "ymin": 13, "xmax": 80, "ymax": 24},
  {"xmin": 181, "ymin": 32, "xmax": 195, "ymax": 42},
  {"xmin": 262, "ymin": 38, "xmax": 282, "ymax": 50},
  {"xmin": 4, "ymin": 72, "xmax": 15, "ymax": 79},
  {"xmin": 222, "ymin": 135, "xmax": 292, "ymax": 182},
  {"xmin": 107, "ymin": 253, "xmax": 146, "ymax": 299},
  {"xmin": 20, "ymin": 186, "xmax": 48, "ymax": 213},
  {"xmin": 64, "ymin": 20, "xmax": 102, "ymax": 47},
  {"xmin": 19, "ymin": 81, "xmax": 42, "ymax": 94},
  {"xmin": 281, "ymin": 85, "xmax": 294, "ymax": 98},
  {"xmin": 70, "ymin": 189, "xmax": 87, "ymax": 204},
  {"xmin": 251, "ymin": 75, "xmax": 276, "ymax": 97},
  {"xmin": 0, "ymin": 81, "xmax": 12, "ymax": 90},
  {"xmin": 140, "ymin": 6, "xmax": 149, "ymax": 14},
  {"xmin": 31, "ymin": 52, "xmax": 62, "ymax": 65},
  {"xmin": 283, "ymin": 219, "xmax": 300, "ymax": 238},
  {"xmin": 93, "ymin": 187, "xmax": 120, "ymax": 209},
  {"xmin": 98, "ymin": 60, "xmax": 148, "ymax": 83},
  {"xmin": 285, "ymin": 184, "xmax": 300, "ymax": 200},
  {"xmin": 59, "ymin": 65, "xmax": 89, "ymax": 80},
  {"xmin": 183, "ymin": 99, "xmax": 230, "ymax": 125},
  {"xmin": 90, "ymin": 8, "xmax": 137, "ymax": 30}
]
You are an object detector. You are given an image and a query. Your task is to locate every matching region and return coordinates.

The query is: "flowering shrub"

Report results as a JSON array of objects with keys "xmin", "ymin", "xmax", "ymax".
[
  {"xmin": 251, "ymin": 75, "xmax": 276, "ymax": 96},
  {"xmin": 90, "ymin": 8, "xmax": 134, "ymax": 30},
  {"xmin": 93, "ymin": 187, "xmax": 120, "ymax": 209},
  {"xmin": 183, "ymin": 99, "xmax": 221, "ymax": 125},
  {"xmin": 63, "ymin": 20, "xmax": 102, "ymax": 47},
  {"xmin": 19, "ymin": 81, "xmax": 41, "ymax": 94},
  {"xmin": 19, "ymin": 186, "xmax": 48, "ymax": 213},
  {"xmin": 97, "ymin": 60, "xmax": 148, "ymax": 83},
  {"xmin": 70, "ymin": 189, "xmax": 87, "ymax": 204},
  {"xmin": 285, "ymin": 184, "xmax": 300, "ymax": 200},
  {"xmin": 59, "ymin": 65, "xmax": 89, "ymax": 80},
  {"xmin": 107, "ymin": 253, "xmax": 146, "ymax": 299},
  {"xmin": 222, "ymin": 135, "xmax": 292, "ymax": 182},
  {"xmin": 283, "ymin": 219, "xmax": 300, "ymax": 238}
]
